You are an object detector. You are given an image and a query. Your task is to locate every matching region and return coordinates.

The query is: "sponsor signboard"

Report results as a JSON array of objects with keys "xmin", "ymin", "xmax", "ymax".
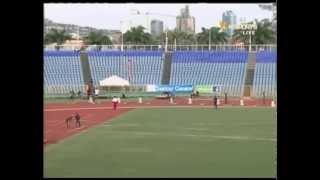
[
  {"xmin": 195, "ymin": 85, "xmax": 222, "ymax": 93},
  {"xmin": 147, "ymin": 85, "xmax": 193, "ymax": 92}
]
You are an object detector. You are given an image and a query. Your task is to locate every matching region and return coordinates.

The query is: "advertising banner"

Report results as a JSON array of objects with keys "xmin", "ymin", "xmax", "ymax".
[
  {"xmin": 146, "ymin": 84, "xmax": 156, "ymax": 92},
  {"xmin": 195, "ymin": 85, "xmax": 222, "ymax": 93},
  {"xmin": 195, "ymin": 85, "xmax": 212, "ymax": 93},
  {"xmin": 155, "ymin": 85, "xmax": 174, "ymax": 92},
  {"xmin": 153, "ymin": 85, "xmax": 193, "ymax": 92},
  {"xmin": 174, "ymin": 85, "xmax": 193, "ymax": 92}
]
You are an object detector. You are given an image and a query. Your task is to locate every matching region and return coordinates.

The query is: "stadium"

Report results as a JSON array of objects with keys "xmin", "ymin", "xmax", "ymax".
[{"xmin": 44, "ymin": 3, "xmax": 276, "ymax": 178}]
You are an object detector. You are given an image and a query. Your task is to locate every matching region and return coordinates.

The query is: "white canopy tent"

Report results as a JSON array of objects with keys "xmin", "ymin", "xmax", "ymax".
[{"xmin": 99, "ymin": 75, "xmax": 130, "ymax": 87}]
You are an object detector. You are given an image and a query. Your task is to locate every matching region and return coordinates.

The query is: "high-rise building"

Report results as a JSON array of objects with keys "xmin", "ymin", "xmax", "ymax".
[
  {"xmin": 222, "ymin": 10, "xmax": 237, "ymax": 36},
  {"xmin": 151, "ymin": 20, "xmax": 164, "ymax": 37},
  {"xmin": 176, "ymin": 5, "xmax": 195, "ymax": 34}
]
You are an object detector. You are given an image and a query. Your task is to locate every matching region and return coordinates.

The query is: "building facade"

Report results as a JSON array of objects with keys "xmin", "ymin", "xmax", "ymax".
[
  {"xmin": 222, "ymin": 10, "xmax": 237, "ymax": 36},
  {"xmin": 176, "ymin": 5, "xmax": 195, "ymax": 34},
  {"xmin": 151, "ymin": 20, "xmax": 164, "ymax": 37}
]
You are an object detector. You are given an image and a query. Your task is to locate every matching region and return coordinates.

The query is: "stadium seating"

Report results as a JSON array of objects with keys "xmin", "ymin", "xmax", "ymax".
[
  {"xmin": 170, "ymin": 51, "xmax": 248, "ymax": 96},
  {"xmin": 253, "ymin": 51, "xmax": 277, "ymax": 97},
  {"xmin": 44, "ymin": 51, "xmax": 84, "ymax": 93},
  {"xmin": 88, "ymin": 51, "xmax": 164, "ymax": 85},
  {"xmin": 43, "ymin": 49, "xmax": 276, "ymax": 98}
]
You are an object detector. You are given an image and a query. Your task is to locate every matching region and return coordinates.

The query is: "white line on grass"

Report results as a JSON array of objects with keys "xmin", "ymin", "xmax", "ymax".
[
  {"xmin": 101, "ymin": 124, "xmax": 139, "ymax": 127},
  {"xmin": 105, "ymin": 131, "xmax": 276, "ymax": 142},
  {"xmin": 183, "ymin": 128, "xmax": 209, "ymax": 131},
  {"xmin": 193, "ymin": 122, "xmax": 275, "ymax": 126}
]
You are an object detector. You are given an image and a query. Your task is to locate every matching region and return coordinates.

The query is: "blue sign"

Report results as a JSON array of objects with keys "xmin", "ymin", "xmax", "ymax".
[
  {"xmin": 155, "ymin": 85, "xmax": 193, "ymax": 92},
  {"xmin": 155, "ymin": 85, "xmax": 174, "ymax": 92},
  {"xmin": 174, "ymin": 85, "xmax": 193, "ymax": 92}
]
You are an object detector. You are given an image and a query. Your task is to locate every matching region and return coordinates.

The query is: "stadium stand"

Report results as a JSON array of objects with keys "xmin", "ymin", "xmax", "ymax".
[
  {"xmin": 88, "ymin": 51, "xmax": 164, "ymax": 85},
  {"xmin": 44, "ymin": 51, "xmax": 84, "ymax": 93},
  {"xmin": 253, "ymin": 51, "xmax": 277, "ymax": 97},
  {"xmin": 170, "ymin": 51, "xmax": 248, "ymax": 96},
  {"xmin": 43, "ymin": 49, "xmax": 276, "ymax": 98}
]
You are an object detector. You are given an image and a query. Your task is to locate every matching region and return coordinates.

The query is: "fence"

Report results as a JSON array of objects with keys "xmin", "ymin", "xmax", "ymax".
[
  {"xmin": 44, "ymin": 44, "xmax": 277, "ymax": 52},
  {"xmin": 44, "ymin": 85, "xmax": 86, "ymax": 98}
]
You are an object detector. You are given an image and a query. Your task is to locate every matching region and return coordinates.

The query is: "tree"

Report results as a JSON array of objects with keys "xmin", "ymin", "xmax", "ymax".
[
  {"xmin": 209, "ymin": 27, "xmax": 229, "ymax": 44},
  {"xmin": 44, "ymin": 29, "xmax": 71, "ymax": 45},
  {"xmin": 83, "ymin": 31, "xmax": 113, "ymax": 51},
  {"xmin": 232, "ymin": 19, "xmax": 276, "ymax": 44},
  {"xmin": 44, "ymin": 29, "xmax": 72, "ymax": 50},
  {"xmin": 159, "ymin": 29, "xmax": 196, "ymax": 45},
  {"xmin": 254, "ymin": 19, "xmax": 275, "ymax": 44},
  {"xmin": 123, "ymin": 26, "xmax": 155, "ymax": 45},
  {"xmin": 196, "ymin": 27, "xmax": 229, "ymax": 44},
  {"xmin": 196, "ymin": 27, "xmax": 210, "ymax": 44}
]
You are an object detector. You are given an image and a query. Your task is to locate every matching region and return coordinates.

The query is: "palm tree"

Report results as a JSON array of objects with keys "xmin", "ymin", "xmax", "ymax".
[
  {"xmin": 161, "ymin": 30, "xmax": 196, "ymax": 45},
  {"xmin": 44, "ymin": 29, "xmax": 72, "ymax": 50},
  {"xmin": 196, "ymin": 27, "xmax": 229, "ymax": 45},
  {"xmin": 123, "ymin": 26, "xmax": 154, "ymax": 45},
  {"xmin": 84, "ymin": 31, "xmax": 113, "ymax": 51},
  {"xmin": 210, "ymin": 27, "xmax": 229, "ymax": 44},
  {"xmin": 232, "ymin": 19, "xmax": 275, "ymax": 44},
  {"xmin": 253, "ymin": 19, "xmax": 275, "ymax": 44},
  {"xmin": 196, "ymin": 27, "xmax": 210, "ymax": 44}
]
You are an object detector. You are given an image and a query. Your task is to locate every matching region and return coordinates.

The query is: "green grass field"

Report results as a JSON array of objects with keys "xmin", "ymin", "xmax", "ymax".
[{"xmin": 44, "ymin": 107, "xmax": 277, "ymax": 178}]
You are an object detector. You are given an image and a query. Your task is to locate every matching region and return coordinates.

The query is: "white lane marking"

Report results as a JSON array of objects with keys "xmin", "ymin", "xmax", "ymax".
[
  {"xmin": 184, "ymin": 128, "xmax": 209, "ymax": 131},
  {"xmin": 104, "ymin": 131, "xmax": 276, "ymax": 142}
]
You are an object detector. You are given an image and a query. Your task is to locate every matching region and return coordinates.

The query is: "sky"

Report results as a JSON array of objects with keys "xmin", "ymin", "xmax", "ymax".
[{"xmin": 44, "ymin": 3, "xmax": 274, "ymax": 33}]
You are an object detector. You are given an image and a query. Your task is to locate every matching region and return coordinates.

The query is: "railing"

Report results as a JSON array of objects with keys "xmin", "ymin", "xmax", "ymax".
[
  {"xmin": 44, "ymin": 44, "xmax": 277, "ymax": 52},
  {"xmin": 44, "ymin": 85, "xmax": 86, "ymax": 97}
]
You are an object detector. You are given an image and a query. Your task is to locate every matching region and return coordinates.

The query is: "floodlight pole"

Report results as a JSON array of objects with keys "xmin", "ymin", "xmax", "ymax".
[
  {"xmin": 120, "ymin": 21, "xmax": 124, "ymax": 51},
  {"xmin": 249, "ymin": 33, "xmax": 252, "ymax": 52},
  {"xmin": 209, "ymin": 28, "xmax": 211, "ymax": 50},
  {"xmin": 165, "ymin": 31, "xmax": 168, "ymax": 52},
  {"xmin": 174, "ymin": 38, "xmax": 177, "ymax": 51}
]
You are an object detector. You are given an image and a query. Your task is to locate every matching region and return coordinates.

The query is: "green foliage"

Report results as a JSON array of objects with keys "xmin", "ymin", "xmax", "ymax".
[
  {"xmin": 232, "ymin": 19, "xmax": 276, "ymax": 44},
  {"xmin": 84, "ymin": 31, "xmax": 113, "ymax": 47},
  {"xmin": 123, "ymin": 26, "xmax": 155, "ymax": 45},
  {"xmin": 44, "ymin": 29, "xmax": 72, "ymax": 45},
  {"xmin": 197, "ymin": 27, "xmax": 229, "ymax": 44}
]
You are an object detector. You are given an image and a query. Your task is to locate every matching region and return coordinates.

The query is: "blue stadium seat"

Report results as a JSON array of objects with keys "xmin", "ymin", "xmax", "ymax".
[
  {"xmin": 170, "ymin": 51, "xmax": 248, "ymax": 96},
  {"xmin": 88, "ymin": 51, "xmax": 164, "ymax": 85},
  {"xmin": 253, "ymin": 51, "xmax": 277, "ymax": 97},
  {"xmin": 44, "ymin": 51, "xmax": 84, "ymax": 93}
]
